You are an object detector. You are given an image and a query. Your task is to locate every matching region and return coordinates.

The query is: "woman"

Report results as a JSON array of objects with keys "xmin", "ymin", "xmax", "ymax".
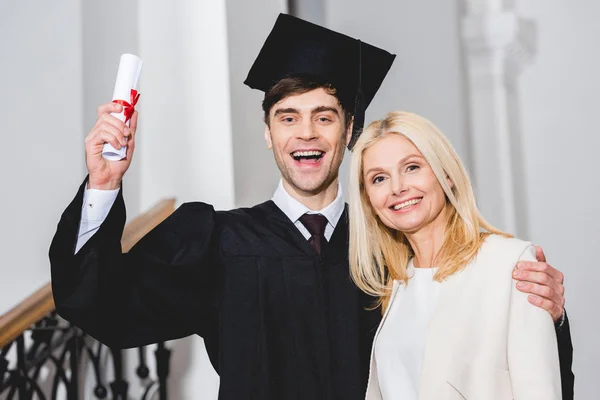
[{"xmin": 348, "ymin": 111, "xmax": 561, "ymax": 399}]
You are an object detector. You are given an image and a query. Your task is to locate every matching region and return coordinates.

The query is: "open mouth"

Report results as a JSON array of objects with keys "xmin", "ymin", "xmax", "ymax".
[
  {"xmin": 291, "ymin": 150, "xmax": 325, "ymax": 164},
  {"xmin": 390, "ymin": 198, "xmax": 422, "ymax": 211}
]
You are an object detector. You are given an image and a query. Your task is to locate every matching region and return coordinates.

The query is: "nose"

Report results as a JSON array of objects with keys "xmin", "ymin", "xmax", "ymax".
[
  {"xmin": 391, "ymin": 174, "xmax": 408, "ymax": 196},
  {"xmin": 297, "ymin": 119, "xmax": 319, "ymax": 141}
]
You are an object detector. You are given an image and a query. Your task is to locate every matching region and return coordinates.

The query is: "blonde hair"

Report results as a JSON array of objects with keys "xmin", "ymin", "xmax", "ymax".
[{"xmin": 348, "ymin": 111, "xmax": 508, "ymax": 311}]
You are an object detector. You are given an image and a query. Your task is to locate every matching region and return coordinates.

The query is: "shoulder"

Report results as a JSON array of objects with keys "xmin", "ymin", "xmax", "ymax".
[
  {"xmin": 164, "ymin": 201, "xmax": 276, "ymax": 248},
  {"xmin": 175, "ymin": 201, "xmax": 273, "ymax": 224},
  {"xmin": 480, "ymin": 234, "xmax": 533, "ymax": 258},
  {"xmin": 214, "ymin": 200, "xmax": 275, "ymax": 225},
  {"xmin": 469, "ymin": 234, "xmax": 536, "ymax": 275}
]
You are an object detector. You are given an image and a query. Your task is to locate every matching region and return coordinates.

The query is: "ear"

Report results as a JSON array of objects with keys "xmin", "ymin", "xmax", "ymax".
[
  {"xmin": 264, "ymin": 125, "xmax": 273, "ymax": 150},
  {"xmin": 345, "ymin": 118, "xmax": 354, "ymax": 147}
]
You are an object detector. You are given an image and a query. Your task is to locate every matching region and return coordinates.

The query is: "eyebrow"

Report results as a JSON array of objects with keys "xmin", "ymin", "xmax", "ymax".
[
  {"xmin": 311, "ymin": 106, "xmax": 339, "ymax": 117},
  {"xmin": 273, "ymin": 106, "xmax": 340, "ymax": 117},
  {"xmin": 273, "ymin": 107, "xmax": 299, "ymax": 117},
  {"xmin": 364, "ymin": 154, "xmax": 424, "ymax": 176}
]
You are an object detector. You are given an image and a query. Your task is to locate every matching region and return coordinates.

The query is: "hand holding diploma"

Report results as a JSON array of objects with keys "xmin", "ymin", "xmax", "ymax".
[
  {"xmin": 102, "ymin": 54, "xmax": 143, "ymax": 161},
  {"xmin": 85, "ymin": 54, "xmax": 142, "ymax": 190}
]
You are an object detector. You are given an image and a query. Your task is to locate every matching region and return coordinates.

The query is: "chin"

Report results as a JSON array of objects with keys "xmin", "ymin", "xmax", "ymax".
[
  {"xmin": 387, "ymin": 216, "xmax": 424, "ymax": 234},
  {"xmin": 292, "ymin": 176, "xmax": 330, "ymax": 194},
  {"xmin": 295, "ymin": 181, "xmax": 326, "ymax": 194}
]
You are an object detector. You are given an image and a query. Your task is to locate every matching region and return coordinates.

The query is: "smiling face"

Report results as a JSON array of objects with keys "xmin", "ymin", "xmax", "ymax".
[
  {"xmin": 362, "ymin": 133, "xmax": 449, "ymax": 235},
  {"xmin": 265, "ymin": 88, "xmax": 351, "ymax": 196}
]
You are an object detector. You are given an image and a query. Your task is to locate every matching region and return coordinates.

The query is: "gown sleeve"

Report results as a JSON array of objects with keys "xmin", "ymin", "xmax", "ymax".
[
  {"xmin": 49, "ymin": 180, "xmax": 220, "ymax": 349},
  {"xmin": 555, "ymin": 309, "xmax": 575, "ymax": 399}
]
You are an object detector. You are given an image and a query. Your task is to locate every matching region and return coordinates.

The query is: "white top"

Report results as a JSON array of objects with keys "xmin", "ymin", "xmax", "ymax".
[
  {"xmin": 374, "ymin": 261, "xmax": 442, "ymax": 400},
  {"xmin": 75, "ymin": 179, "xmax": 345, "ymax": 252}
]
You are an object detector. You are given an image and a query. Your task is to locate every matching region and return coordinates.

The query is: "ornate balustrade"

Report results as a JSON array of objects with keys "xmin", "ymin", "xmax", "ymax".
[{"xmin": 0, "ymin": 199, "xmax": 176, "ymax": 400}]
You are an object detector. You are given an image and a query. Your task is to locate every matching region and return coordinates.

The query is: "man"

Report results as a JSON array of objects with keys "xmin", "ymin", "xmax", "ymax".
[{"xmin": 50, "ymin": 14, "xmax": 573, "ymax": 399}]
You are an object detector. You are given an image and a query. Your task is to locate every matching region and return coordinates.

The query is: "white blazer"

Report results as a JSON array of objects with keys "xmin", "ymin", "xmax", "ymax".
[{"xmin": 365, "ymin": 235, "xmax": 561, "ymax": 400}]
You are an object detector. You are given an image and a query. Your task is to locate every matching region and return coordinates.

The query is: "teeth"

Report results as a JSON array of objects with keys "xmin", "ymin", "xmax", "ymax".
[
  {"xmin": 292, "ymin": 150, "xmax": 323, "ymax": 157},
  {"xmin": 393, "ymin": 198, "xmax": 421, "ymax": 210}
]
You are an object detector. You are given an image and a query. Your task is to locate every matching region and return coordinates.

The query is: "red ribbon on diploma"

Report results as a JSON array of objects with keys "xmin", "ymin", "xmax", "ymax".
[{"xmin": 112, "ymin": 89, "xmax": 140, "ymax": 124}]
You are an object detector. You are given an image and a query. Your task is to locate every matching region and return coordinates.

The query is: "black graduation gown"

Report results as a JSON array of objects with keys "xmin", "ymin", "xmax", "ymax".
[{"xmin": 50, "ymin": 181, "xmax": 381, "ymax": 400}]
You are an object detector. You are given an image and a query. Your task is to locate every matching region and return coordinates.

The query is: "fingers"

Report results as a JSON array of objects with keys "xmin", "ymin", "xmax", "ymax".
[
  {"xmin": 513, "ymin": 268, "xmax": 562, "ymax": 293},
  {"xmin": 92, "ymin": 132, "xmax": 124, "ymax": 153},
  {"xmin": 129, "ymin": 110, "xmax": 138, "ymax": 135},
  {"xmin": 527, "ymin": 295, "xmax": 564, "ymax": 323},
  {"xmin": 516, "ymin": 281, "xmax": 564, "ymax": 308},
  {"xmin": 94, "ymin": 102, "xmax": 131, "ymax": 138},
  {"xmin": 515, "ymin": 261, "xmax": 564, "ymax": 284},
  {"xmin": 123, "ymin": 111, "xmax": 139, "ymax": 162},
  {"xmin": 86, "ymin": 123, "xmax": 128, "ymax": 149},
  {"xmin": 535, "ymin": 246, "xmax": 547, "ymax": 263},
  {"xmin": 513, "ymin": 268, "xmax": 552, "ymax": 285},
  {"xmin": 97, "ymin": 112, "xmax": 129, "ymax": 134},
  {"xmin": 514, "ymin": 265, "xmax": 566, "ymax": 323},
  {"xmin": 97, "ymin": 102, "xmax": 123, "ymax": 118},
  {"xmin": 125, "ymin": 129, "xmax": 136, "ymax": 161}
]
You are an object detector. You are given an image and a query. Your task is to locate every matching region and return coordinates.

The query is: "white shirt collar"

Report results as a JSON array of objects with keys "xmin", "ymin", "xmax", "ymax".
[{"xmin": 271, "ymin": 179, "xmax": 345, "ymax": 235}]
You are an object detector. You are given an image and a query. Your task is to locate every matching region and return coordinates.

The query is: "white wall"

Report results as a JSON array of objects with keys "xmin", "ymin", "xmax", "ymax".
[
  {"xmin": 81, "ymin": 0, "xmax": 142, "ymax": 216},
  {"xmin": 291, "ymin": 0, "xmax": 325, "ymax": 26},
  {"xmin": 517, "ymin": 1, "xmax": 600, "ymax": 397},
  {"xmin": 325, "ymin": 0, "xmax": 469, "ymax": 199},
  {"xmin": 0, "ymin": 0, "xmax": 84, "ymax": 315},
  {"xmin": 326, "ymin": 0, "xmax": 469, "ymax": 162},
  {"xmin": 226, "ymin": 0, "xmax": 286, "ymax": 207},
  {"xmin": 138, "ymin": 0, "xmax": 236, "ymax": 212}
]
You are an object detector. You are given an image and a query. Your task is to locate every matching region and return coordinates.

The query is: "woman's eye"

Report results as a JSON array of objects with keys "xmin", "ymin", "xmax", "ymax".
[
  {"xmin": 406, "ymin": 164, "xmax": 420, "ymax": 172},
  {"xmin": 372, "ymin": 176, "xmax": 385, "ymax": 184}
]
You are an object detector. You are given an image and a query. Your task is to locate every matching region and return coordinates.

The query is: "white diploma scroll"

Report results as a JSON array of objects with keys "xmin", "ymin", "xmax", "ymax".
[{"xmin": 102, "ymin": 54, "xmax": 143, "ymax": 161}]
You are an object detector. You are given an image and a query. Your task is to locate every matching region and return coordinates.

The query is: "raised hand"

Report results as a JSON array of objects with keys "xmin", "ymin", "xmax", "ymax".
[{"xmin": 85, "ymin": 102, "xmax": 138, "ymax": 190}]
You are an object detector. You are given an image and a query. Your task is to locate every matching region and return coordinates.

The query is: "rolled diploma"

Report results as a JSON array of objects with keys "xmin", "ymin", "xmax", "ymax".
[{"xmin": 102, "ymin": 54, "xmax": 143, "ymax": 161}]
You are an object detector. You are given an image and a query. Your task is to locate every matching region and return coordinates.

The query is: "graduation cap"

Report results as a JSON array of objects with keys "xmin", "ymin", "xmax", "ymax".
[{"xmin": 244, "ymin": 13, "xmax": 396, "ymax": 149}]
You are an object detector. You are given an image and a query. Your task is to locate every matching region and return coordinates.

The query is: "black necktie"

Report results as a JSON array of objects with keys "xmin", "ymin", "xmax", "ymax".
[{"xmin": 299, "ymin": 213, "xmax": 328, "ymax": 255}]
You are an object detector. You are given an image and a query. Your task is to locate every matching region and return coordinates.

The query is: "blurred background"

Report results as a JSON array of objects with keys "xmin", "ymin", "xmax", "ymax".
[{"xmin": 1, "ymin": 0, "xmax": 598, "ymax": 398}]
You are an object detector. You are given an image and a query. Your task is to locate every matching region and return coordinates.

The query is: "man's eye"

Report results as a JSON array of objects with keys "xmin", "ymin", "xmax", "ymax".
[
  {"xmin": 282, "ymin": 117, "xmax": 295, "ymax": 123},
  {"xmin": 318, "ymin": 117, "xmax": 331, "ymax": 122}
]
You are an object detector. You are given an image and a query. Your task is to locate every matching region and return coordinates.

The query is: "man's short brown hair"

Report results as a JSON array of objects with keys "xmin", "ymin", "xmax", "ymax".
[{"xmin": 262, "ymin": 75, "xmax": 353, "ymax": 130}]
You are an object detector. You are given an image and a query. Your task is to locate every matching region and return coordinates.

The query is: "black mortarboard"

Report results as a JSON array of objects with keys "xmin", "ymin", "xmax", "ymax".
[{"xmin": 244, "ymin": 13, "xmax": 396, "ymax": 149}]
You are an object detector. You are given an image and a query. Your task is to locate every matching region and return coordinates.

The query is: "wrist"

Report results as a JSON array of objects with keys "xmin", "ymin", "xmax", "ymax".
[{"xmin": 88, "ymin": 178, "xmax": 121, "ymax": 191}]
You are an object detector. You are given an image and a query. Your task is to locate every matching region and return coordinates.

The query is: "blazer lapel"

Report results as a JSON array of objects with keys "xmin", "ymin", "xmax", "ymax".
[{"xmin": 365, "ymin": 280, "xmax": 402, "ymax": 400}]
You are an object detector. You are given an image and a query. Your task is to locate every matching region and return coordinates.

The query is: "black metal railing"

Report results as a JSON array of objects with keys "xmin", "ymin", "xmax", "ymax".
[
  {"xmin": 0, "ymin": 311, "xmax": 171, "ymax": 400},
  {"xmin": 1, "ymin": 199, "xmax": 177, "ymax": 400}
]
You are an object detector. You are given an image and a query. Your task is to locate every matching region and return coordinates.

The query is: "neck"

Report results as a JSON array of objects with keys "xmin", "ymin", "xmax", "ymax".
[
  {"xmin": 282, "ymin": 179, "xmax": 339, "ymax": 211},
  {"xmin": 405, "ymin": 209, "xmax": 447, "ymax": 269}
]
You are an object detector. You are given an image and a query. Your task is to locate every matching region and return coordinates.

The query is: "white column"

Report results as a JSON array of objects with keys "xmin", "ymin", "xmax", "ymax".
[
  {"xmin": 137, "ymin": 1, "xmax": 235, "ymax": 397},
  {"xmin": 461, "ymin": 3, "xmax": 534, "ymax": 235},
  {"xmin": 138, "ymin": 0, "xmax": 236, "ymax": 212}
]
